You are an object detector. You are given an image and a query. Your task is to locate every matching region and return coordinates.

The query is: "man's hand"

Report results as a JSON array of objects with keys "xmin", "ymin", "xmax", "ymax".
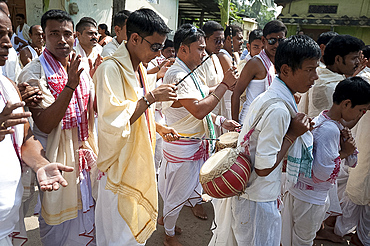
[
  {"xmin": 221, "ymin": 119, "xmax": 241, "ymax": 131},
  {"xmin": 150, "ymin": 84, "xmax": 177, "ymax": 102},
  {"xmin": 66, "ymin": 53, "xmax": 84, "ymax": 89},
  {"xmin": 157, "ymin": 124, "xmax": 180, "ymax": 142},
  {"xmin": 339, "ymin": 128, "xmax": 356, "ymax": 159},
  {"xmin": 222, "ymin": 66, "xmax": 239, "ymax": 91},
  {"xmin": 88, "ymin": 54, "xmax": 103, "ymax": 78},
  {"xmin": 157, "ymin": 60, "xmax": 170, "ymax": 79},
  {"xmin": 0, "ymin": 101, "xmax": 30, "ymax": 141},
  {"xmin": 37, "ymin": 163, "xmax": 74, "ymax": 191},
  {"xmin": 18, "ymin": 82, "xmax": 43, "ymax": 107},
  {"xmin": 286, "ymin": 113, "xmax": 311, "ymax": 140}
]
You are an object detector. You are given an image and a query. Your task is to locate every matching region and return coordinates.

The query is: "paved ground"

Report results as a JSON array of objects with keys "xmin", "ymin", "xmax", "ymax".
[{"xmin": 25, "ymin": 190, "xmax": 353, "ymax": 246}]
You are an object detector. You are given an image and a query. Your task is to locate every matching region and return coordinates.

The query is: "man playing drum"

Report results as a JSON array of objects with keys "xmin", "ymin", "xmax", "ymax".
[
  {"xmin": 158, "ymin": 24, "xmax": 239, "ymax": 246},
  {"xmin": 209, "ymin": 35, "xmax": 321, "ymax": 245}
]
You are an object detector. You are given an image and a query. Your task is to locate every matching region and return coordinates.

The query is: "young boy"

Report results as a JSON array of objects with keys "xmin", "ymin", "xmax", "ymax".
[
  {"xmin": 240, "ymin": 29, "xmax": 263, "ymax": 63},
  {"xmin": 209, "ymin": 35, "xmax": 320, "ymax": 246},
  {"xmin": 281, "ymin": 76, "xmax": 370, "ymax": 246}
]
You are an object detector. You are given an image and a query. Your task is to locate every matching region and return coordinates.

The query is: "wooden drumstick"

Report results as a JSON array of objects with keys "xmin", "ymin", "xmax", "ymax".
[
  {"xmin": 175, "ymin": 53, "xmax": 213, "ymax": 86},
  {"xmin": 179, "ymin": 136, "xmax": 220, "ymax": 141},
  {"xmin": 229, "ymin": 26, "xmax": 236, "ymax": 67}
]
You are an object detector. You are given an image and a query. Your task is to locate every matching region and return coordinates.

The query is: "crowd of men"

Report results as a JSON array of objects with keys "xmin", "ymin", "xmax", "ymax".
[{"xmin": 1, "ymin": 1, "xmax": 370, "ymax": 246}]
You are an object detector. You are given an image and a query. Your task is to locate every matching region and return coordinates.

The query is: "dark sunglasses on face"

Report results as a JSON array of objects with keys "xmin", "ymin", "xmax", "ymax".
[
  {"xmin": 267, "ymin": 37, "xmax": 285, "ymax": 45},
  {"xmin": 139, "ymin": 35, "xmax": 165, "ymax": 52}
]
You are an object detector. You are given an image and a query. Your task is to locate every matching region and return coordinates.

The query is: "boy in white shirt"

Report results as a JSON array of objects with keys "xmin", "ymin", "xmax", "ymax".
[{"xmin": 281, "ymin": 76, "xmax": 370, "ymax": 246}]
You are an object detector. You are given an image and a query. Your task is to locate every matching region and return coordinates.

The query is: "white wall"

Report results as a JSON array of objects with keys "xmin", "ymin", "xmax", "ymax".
[
  {"xmin": 25, "ymin": 0, "xmax": 44, "ymax": 25},
  {"xmin": 125, "ymin": 0, "xmax": 179, "ymax": 38},
  {"xmin": 67, "ymin": 0, "xmax": 113, "ymax": 32}
]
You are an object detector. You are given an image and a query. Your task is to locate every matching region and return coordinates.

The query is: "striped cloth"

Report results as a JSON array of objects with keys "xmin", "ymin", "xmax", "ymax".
[
  {"xmin": 39, "ymin": 49, "xmax": 90, "ymax": 141},
  {"xmin": 257, "ymin": 49, "xmax": 274, "ymax": 87}
]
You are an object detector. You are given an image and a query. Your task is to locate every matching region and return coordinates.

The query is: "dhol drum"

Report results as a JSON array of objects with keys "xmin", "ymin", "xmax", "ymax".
[
  {"xmin": 215, "ymin": 132, "xmax": 239, "ymax": 152},
  {"xmin": 200, "ymin": 148, "xmax": 251, "ymax": 198}
]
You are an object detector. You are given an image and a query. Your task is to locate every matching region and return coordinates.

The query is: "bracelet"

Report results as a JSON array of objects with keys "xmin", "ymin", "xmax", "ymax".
[
  {"xmin": 220, "ymin": 81, "xmax": 230, "ymax": 90},
  {"xmin": 284, "ymin": 134, "xmax": 294, "ymax": 145},
  {"xmin": 149, "ymin": 91, "xmax": 156, "ymax": 103},
  {"xmin": 211, "ymin": 92, "xmax": 220, "ymax": 102},
  {"xmin": 215, "ymin": 115, "xmax": 226, "ymax": 127},
  {"xmin": 142, "ymin": 96, "xmax": 151, "ymax": 108},
  {"xmin": 65, "ymin": 85, "xmax": 75, "ymax": 91}
]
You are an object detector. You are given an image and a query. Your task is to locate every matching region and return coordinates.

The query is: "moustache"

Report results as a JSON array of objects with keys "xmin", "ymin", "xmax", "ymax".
[{"xmin": 90, "ymin": 38, "xmax": 98, "ymax": 42}]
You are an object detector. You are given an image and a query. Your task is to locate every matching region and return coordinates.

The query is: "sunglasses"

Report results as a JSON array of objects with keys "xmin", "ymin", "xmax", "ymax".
[
  {"xmin": 267, "ymin": 37, "xmax": 285, "ymax": 45},
  {"xmin": 139, "ymin": 35, "xmax": 165, "ymax": 52}
]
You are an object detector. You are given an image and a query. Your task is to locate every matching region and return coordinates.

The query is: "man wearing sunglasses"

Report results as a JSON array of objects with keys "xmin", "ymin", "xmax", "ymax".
[
  {"xmin": 197, "ymin": 21, "xmax": 230, "ymax": 136},
  {"xmin": 93, "ymin": 8, "xmax": 179, "ymax": 245},
  {"xmin": 232, "ymin": 20, "xmax": 287, "ymax": 123}
]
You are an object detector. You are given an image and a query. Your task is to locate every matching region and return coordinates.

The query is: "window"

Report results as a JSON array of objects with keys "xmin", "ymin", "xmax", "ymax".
[
  {"xmin": 308, "ymin": 5, "xmax": 338, "ymax": 14},
  {"xmin": 147, "ymin": 0, "xmax": 159, "ymax": 3}
]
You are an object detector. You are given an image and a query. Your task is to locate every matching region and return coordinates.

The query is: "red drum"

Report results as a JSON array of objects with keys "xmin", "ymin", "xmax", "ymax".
[{"xmin": 199, "ymin": 148, "xmax": 251, "ymax": 198}]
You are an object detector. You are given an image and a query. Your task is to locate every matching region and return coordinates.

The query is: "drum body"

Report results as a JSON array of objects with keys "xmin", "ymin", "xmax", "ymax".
[
  {"xmin": 215, "ymin": 132, "xmax": 239, "ymax": 152},
  {"xmin": 200, "ymin": 148, "xmax": 251, "ymax": 198}
]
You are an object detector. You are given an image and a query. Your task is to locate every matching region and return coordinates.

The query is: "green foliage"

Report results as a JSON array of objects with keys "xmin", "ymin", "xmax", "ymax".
[{"xmin": 231, "ymin": 0, "xmax": 277, "ymax": 29}]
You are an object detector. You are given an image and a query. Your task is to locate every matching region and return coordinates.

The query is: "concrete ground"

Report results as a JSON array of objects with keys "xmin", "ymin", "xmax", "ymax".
[{"xmin": 25, "ymin": 190, "xmax": 353, "ymax": 246}]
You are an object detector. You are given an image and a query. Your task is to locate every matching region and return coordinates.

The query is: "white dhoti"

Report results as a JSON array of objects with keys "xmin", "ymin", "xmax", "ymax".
[
  {"xmin": 334, "ymin": 194, "xmax": 370, "ymax": 245},
  {"xmin": 209, "ymin": 196, "xmax": 281, "ymax": 246},
  {"xmin": 281, "ymin": 192, "xmax": 329, "ymax": 246},
  {"xmin": 39, "ymin": 170, "xmax": 96, "ymax": 246},
  {"xmin": 0, "ymin": 236, "xmax": 12, "ymax": 246},
  {"xmin": 95, "ymin": 175, "xmax": 145, "ymax": 246},
  {"xmin": 158, "ymin": 139, "xmax": 206, "ymax": 236},
  {"xmin": 208, "ymin": 198, "xmax": 236, "ymax": 246}
]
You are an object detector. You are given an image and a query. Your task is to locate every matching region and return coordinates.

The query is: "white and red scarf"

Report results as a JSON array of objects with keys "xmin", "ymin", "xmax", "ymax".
[
  {"xmin": 257, "ymin": 49, "xmax": 275, "ymax": 88},
  {"xmin": 39, "ymin": 49, "xmax": 90, "ymax": 141}
]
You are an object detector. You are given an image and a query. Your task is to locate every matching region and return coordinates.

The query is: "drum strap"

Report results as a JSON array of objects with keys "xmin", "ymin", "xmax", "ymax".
[{"xmin": 240, "ymin": 98, "xmax": 295, "ymax": 153}]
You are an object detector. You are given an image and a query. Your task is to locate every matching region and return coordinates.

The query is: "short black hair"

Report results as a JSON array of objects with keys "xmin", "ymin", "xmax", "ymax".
[
  {"xmin": 249, "ymin": 29, "xmax": 262, "ymax": 44},
  {"xmin": 113, "ymin": 10, "xmax": 131, "ymax": 28},
  {"xmin": 41, "ymin": 9, "xmax": 74, "ymax": 32},
  {"xmin": 29, "ymin": 24, "xmax": 35, "ymax": 35},
  {"xmin": 174, "ymin": 23, "xmax": 205, "ymax": 52},
  {"xmin": 323, "ymin": 35, "xmax": 364, "ymax": 66},
  {"xmin": 362, "ymin": 45, "xmax": 370, "ymax": 60},
  {"xmin": 224, "ymin": 24, "xmax": 242, "ymax": 38},
  {"xmin": 16, "ymin": 13, "xmax": 25, "ymax": 19},
  {"xmin": 263, "ymin": 20, "xmax": 287, "ymax": 37},
  {"xmin": 275, "ymin": 35, "xmax": 321, "ymax": 74},
  {"xmin": 98, "ymin": 23, "xmax": 110, "ymax": 36},
  {"xmin": 76, "ymin": 17, "xmax": 96, "ymax": 34},
  {"xmin": 317, "ymin": 31, "xmax": 338, "ymax": 46},
  {"xmin": 163, "ymin": 39, "xmax": 174, "ymax": 50},
  {"xmin": 333, "ymin": 77, "xmax": 370, "ymax": 107},
  {"xmin": 126, "ymin": 8, "xmax": 171, "ymax": 41},
  {"xmin": 202, "ymin": 21, "xmax": 224, "ymax": 38}
]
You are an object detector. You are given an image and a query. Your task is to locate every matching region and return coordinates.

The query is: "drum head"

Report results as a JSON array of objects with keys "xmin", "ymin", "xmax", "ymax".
[
  {"xmin": 200, "ymin": 148, "xmax": 239, "ymax": 183},
  {"xmin": 218, "ymin": 132, "xmax": 239, "ymax": 144}
]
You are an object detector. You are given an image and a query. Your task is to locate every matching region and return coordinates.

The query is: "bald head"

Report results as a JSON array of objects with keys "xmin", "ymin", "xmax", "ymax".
[{"xmin": 0, "ymin": 2, "xmax": 10, "ymax": 17}]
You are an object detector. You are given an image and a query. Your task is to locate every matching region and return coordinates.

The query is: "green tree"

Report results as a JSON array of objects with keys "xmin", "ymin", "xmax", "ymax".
[{"xmin": 231, "ymin": 0, "xmax": 277, "ymax": 29}]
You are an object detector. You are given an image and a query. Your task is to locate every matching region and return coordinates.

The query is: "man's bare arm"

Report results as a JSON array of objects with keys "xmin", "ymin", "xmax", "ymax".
[
  {"xmin": 30, "ymin": 54, "xmax": 83, "ymax": 134},
  {"xmin": 231, "ymin": 58, "xmax": 266, "ymax": 121}
]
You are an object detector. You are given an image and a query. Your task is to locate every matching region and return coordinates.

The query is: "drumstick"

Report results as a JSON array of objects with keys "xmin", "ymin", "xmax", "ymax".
[
  {"xmin": 175, "ymin": 53, "xmax": 213, "ymax": 86},
  {"xmin": 179, "ymin": 136, "xmax": 220, "ymax": 141},
  {"xmin": 229, "ymin": 26, "xmax": 236, "ymax": 67}
]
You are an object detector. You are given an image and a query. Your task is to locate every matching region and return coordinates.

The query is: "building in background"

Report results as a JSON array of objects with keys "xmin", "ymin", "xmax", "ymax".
[{"xmin": 276, "ymin": 0, "xmax": 370, "ymax": 44}]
